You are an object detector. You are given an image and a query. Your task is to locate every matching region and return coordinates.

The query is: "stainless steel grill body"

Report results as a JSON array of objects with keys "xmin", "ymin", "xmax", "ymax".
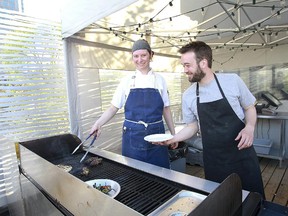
[{"xmin": 18, "ymin": 134, "xmax": 219, "ymax": 216}]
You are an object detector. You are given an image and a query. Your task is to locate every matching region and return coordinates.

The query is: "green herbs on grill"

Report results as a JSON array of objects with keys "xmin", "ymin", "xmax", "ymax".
[{"xmin": 93, "ymin": 183, "xmax": 113, "ymax": 194}]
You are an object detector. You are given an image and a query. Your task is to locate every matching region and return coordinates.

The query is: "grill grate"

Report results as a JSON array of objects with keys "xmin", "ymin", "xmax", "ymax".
[{"xmin": 53, "ymin": 152, "xmax": 204, "ymax": 215}]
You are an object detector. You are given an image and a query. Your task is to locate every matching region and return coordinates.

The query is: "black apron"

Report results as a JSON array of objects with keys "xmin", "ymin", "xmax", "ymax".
[{"xmin": 196, "ymin": 74, "xmax": 265, "ymax": 198}]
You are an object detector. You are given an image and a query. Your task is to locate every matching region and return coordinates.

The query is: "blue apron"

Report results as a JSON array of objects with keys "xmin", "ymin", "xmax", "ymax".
[{"xmin": 122, "ymin": 85, "xmax": 170, "ymax": 169}]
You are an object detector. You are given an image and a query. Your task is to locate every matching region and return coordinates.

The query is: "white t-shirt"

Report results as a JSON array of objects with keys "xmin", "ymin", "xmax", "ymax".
[
  {"xmin": 182, "ymin": 73, "xmax": 256, "ymax": 124},
  {"xmin": 111, "ymin": 69, "xmax": 170, "ymax": 109}
]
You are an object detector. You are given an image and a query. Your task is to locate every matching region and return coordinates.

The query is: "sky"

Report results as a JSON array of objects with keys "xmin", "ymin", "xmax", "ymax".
[{"xmin": 23, "ymin": 0, "xmax": 62, "ymax": 21}]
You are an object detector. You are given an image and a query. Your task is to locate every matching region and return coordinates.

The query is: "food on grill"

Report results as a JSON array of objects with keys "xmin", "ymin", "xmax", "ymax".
[
  {"xmin": 93, "ymin": 183, "xmax": 113, "ymax": 194},
  {"xmin": 57, "ymin": 164, "xmax": 72, "ymax": 172},
  {"xmin": 80, "ymin": 167, "xmax": 90, "ymax": 176},
  {"xmin": 84, "ymin": 156, "xmax": 103, "ymax": 166}
]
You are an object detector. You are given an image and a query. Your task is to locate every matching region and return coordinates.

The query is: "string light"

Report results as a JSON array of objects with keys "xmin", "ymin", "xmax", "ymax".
[
  {"xmin": 95, "ymin": 0, "xmax": 288, "ymax": 66},
  {"xmin": 277, "ymin": 11, "xmax": 281, "ymax": 20},
  {"xmin": 271, "ymin": 5, "xmax": 275, "ymax": 14},
  {"xmin": 217, "ymin": 33, "xmax": 221, "ymax": 39}
]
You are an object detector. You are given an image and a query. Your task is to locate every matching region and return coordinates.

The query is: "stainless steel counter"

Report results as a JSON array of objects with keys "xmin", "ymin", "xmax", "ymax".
[{"xmin": 255, "ymin": 102, "xmax": 288, "ymax": 167}]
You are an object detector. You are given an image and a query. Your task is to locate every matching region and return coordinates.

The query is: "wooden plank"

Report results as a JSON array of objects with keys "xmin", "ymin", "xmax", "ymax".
[
  {"xmin": 186, "ymin": 164, "xmax": 203, "ymax": 176},
  {"xmin": 264, "ymin": 162, "xmax": 286, "ymax": 202},
  {"xmin": 259, "ymin": 157, "xmax": 270, "ymax": 172},
  {"xmin": 185, "ymin": 158, "xmax": 288, "ymax": 207},
  {"xmin": 261, "ymin": 159, "xmax": 278, "ymax": 189},
  {"xmin": 273, "ymin": 168, "xmax": 288, "ymax": 207}
]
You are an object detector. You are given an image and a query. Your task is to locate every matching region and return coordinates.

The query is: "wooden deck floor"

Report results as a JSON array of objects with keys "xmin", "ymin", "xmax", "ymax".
[{"xmin": 185, "ymin": 157, "xmax": 288, "ymax": 207}]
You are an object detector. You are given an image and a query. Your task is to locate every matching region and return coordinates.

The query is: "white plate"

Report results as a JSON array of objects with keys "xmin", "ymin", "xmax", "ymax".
[
  {"xmin": 144, "ymin": 134, "xmax": 173, "ymax": 142},
  {"xmin": 85, "ymin": 179, "xmax": 121, "ymax": 198}
]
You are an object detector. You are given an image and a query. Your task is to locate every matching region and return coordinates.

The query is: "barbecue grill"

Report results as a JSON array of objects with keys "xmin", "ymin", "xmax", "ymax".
[{"xmin": 17, "ymin": 134, "xmax": 288, "ymax": 216}]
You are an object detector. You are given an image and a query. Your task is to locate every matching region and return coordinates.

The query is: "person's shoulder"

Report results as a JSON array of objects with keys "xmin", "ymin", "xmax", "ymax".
[
  {"xmin": 154, "ymin": 72, "xmax": 167, "ymax": 83},
  {"xmin": 154, "ymin": 72, "xmax": 164, "ymax": 79},
  {"xmin": 183, "ymin": 83, "xmax": 196, "ymax": 95},
  {"xmin": 119, "ymin": 73, "xmax": 133, "ymax": 86},
  {"xmin": 216, "ymin": 73, "xmax": 240, "ymax": 81}
]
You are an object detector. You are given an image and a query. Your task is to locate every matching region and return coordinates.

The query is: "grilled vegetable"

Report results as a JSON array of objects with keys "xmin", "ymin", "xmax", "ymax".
[{"xmin": 93, "ymin": 183, "xmax": 113, "ymax": 194}]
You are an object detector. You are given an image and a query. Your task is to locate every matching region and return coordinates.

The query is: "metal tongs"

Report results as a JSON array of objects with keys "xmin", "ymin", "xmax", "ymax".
[
  {"xmin": 71, "ymin": 134, "xmax": 93, "ymax": 155},
  {"xmin": 80, "ymin": 135, "xmax": 97, "ymax": 163},
  {"xmin": 71, "ymin": 134, "xmax": 97, "ymax": 162}
]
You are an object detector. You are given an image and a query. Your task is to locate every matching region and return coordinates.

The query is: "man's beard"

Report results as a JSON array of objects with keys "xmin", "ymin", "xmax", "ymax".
[{"xmin": 189, "ymin": 66, "xmax": 205, "ymax": 83}]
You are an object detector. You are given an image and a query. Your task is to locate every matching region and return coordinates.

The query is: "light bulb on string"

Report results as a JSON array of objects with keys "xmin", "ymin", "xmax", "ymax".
[
  {"xmin": 277, "ymin": 11, "xmax": 281, "ymax": 20},
  {"xmin": 274, "ymin": 32, "xmax": 278, "ymax": 39},
  {"xmin": 217, "ymin": 33, "xmax": 221, "ymax": 39},
  {"xmin": 201, "ymin": 7, "xmax": 204, "ymax": 16},
  {"xmin": 169, "ymin": 1, "xmax": 173, "ymax": 7},
  {"xmin": 271, "ymin": 5, "xmax": 275, "ymax": 14}
]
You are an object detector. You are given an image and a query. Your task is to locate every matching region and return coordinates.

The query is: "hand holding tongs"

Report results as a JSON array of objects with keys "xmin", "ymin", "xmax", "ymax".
[
  {"xmin": 80, "ymin": 135, "xmax": 97, "ymax": 163},
  {"xmin": 71, "ymin": 134, "xmax": 93, "ymax": 155}
]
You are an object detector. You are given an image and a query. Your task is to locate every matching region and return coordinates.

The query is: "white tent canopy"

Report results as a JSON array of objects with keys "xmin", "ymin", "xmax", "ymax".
[
  {"xmin": 61, "ymin": 0, "xmax": 138, "ymax": 38},
  {"xmin": 61, "ymin": 0, "xmax": 288, "ymax": 70}
]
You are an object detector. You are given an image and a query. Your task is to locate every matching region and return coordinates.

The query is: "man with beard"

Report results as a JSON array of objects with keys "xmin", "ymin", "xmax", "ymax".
[{"xmin": 157, "ymin": 41, "xmax": 265, "ymax": 198}]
